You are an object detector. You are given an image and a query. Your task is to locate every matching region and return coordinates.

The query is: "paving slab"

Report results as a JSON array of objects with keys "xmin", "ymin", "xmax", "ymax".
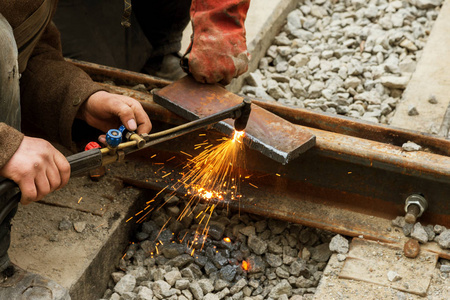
[
  {"xmin": 314, "ymin": 239, "xmax": 449, "ymax": 300},
  {"xmin": 9, "ymin": 1, "xmax": 295, "ymax": 299},
  {"xmin": 391, "ymin": 0, "xmax": 450, "ymax": 136}
]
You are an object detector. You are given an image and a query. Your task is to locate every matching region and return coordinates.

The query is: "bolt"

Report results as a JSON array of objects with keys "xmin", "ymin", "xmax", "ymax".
[
  {"xmin": 405, "ymin": 204, "xmax": 420, "ymax": 224},
  {"xmin": 404, "ymin": 194, "xmax": 428, "ymax": 224}
]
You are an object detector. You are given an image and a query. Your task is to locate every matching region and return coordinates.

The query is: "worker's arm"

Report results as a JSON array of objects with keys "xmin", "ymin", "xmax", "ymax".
[
  {"xmin": 184, "ymin": 0, "xmax": 250, "ymax": 85},
  {"xmin": 0, "ymin": 135, "xmax": 70, "ymax": 205},
  {"xmin": 20, "ymin": 22, "xmax": 152, "ymax": 150},
  {"xmin": 10, "ymin": 21, "xmax": 151, "ymax": 204}
]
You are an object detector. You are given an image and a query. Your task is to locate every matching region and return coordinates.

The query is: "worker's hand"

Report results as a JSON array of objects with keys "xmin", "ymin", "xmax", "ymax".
[
  {"xmin": 0, "ymin": 137, "xmax": 70, "ymax": 205},
  {"xmin": 185, "ymin": 0, "xmax": 250, "ymax": 85},
  {"xmin": 78, "ymin": 91, "xmax": 152, "ymax": 135}
]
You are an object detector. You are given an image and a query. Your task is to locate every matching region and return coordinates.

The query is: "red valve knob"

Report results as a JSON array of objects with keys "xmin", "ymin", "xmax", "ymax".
[{"xmin": 85, "ymin": 141, "xmax": 101, "ymax": 151}]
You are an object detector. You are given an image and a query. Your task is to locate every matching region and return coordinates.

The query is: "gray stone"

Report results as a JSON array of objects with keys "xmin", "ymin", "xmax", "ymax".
[
  {"xmin": 73, "ymin": 221, "xmax": 86, "ymax": 233},
  {"xmin": 403, "ymin": 223, "xmax": 414, "ymax": 237},
  {"xmin": 407, "ymin": 105, "xmax": 419, "ymax": 116},
  {"xmin": 265, "ymin": 253, "xmax": 283, "ymax": 268},
  {"xmin": 411, "ymin": 223, "xmax": 428, "ymax": 244},
  {"xmin": 436, "ymin": 230, "xmax": 450, "ymax": 249},
  {"xmin": 114, "ymin": 274, "xmax": 136, "ymax": 295},
  {"xmin": 392, "ymin": 216, "xmax": 406, "ymax": 228},
  {"xmin": 168, "ymin": 254, "xmax": 194, "ymax": 268},
  {"xmin": 402, "ymin": 141, "xmax": 422, "ymax": 152},
  {"xmin": 214, "ymin": 279, "xmax": 230, "ymax": 291},
  {"xmin": 230, "ymin": 278, "xmax": 247, "ymax": 294},
  {"xmin": 387, "ymin": 271, "xmax": 402, "ymax": 282},
  {"xmin": 428, "ymin": 94, "xmax": 438, "ymax": 104},
  {"xmin": 111, "ymin": 272, "xmax": 125, "ymax": 284},
  {"xmin": 175, "ymin": 279, "xmax": 190, "ymax": 290},
  {"xmin": 311, "ymin": 243, "xmax": 332, "ymax": 262},
  {"xmin": 164, "ymin": 270, "xmax": 182, "ymax": 286},
  {"xmin": 204, "ymin": 293, "xmax": 219, "ymax": 300},
  {"xmin": 276, "ymin": 267, "xmax": 290, "ymax": 279},
  {"xmin": 248, "ymin": 235, "xmax": 267, "ymax": 255},
  {"xmin": 269, "ymin": 280, "xmax": 292, "ymax": 298},
  {"xmin": 198, "ymin": 279, "xmax": 214, "ymax": 294},
  {"xmin": 58, "ymin": 216, "xmax": 72, "ymax": 231},
  {"xmin": 440, "ymin": 264, "xmax": 450, "ymax": 273},
  {"xmin": 136, "ymin": 286, "xmax": 153, "ymax": 300},
  {"xmin": 219, "ymin": 265, "xmax": 236, "ymax": 282},
  {"xmin": 247, "ymin": 255, "xmax": 265, "ymax": 274},
  {"xmin": 217, "ymin": 287, "xmax": 230, "ymax": 299},
  {"xmin": 239, "ymin": 226, "xmax": 256, "ymax": 237},
  {"xmin": 152, "ymin": 280, "xmax": 171, "ymax": 297},
  {"xmin": 162, "ymin": 243, "xmax": 185, "ymax": 259},
  {"xmin": 434, "ymin": 225, "xmax": 446, "ymax": 234},
  {"xmin": 329, "ymin": 234, "xmax": 349, "ymax": 254},
  {"xmin": 380, "ymin": 76, "xmax": 409, "ymax": 89},
  {"xmin": 190, "ymin": 282, "xmax": 204, "ymax": 300}
]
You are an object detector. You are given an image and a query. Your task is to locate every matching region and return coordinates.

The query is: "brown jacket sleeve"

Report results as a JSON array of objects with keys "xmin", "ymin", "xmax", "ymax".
[
  {"xmin": 19, "ymin": 21, "xmax": 104, "ymax": 149},
  {"xmin": 0, "ymin": 123, "xmax": 24, "ymax": 169}
]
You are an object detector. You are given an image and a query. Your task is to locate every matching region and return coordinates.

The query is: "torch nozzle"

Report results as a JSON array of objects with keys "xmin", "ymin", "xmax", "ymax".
[{"xmin": 234, "ymin": 98, "xmax": 252, "ymax": 131}]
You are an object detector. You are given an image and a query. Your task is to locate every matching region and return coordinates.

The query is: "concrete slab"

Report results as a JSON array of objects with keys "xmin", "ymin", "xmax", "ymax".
[
  {"xmin": 314, "ymin": 240, "xmax": 449, "ymax": 300},
  {"xmin": 390, "ymin": 0, "xmax": 450, "ymax": 136},
  {"xmin": 8, "ymin": 3, "xmax": 300, "ymax": 298},
  {"xmin": 9, "ymin": 165, "xmax": 148, "ymax": 300}
]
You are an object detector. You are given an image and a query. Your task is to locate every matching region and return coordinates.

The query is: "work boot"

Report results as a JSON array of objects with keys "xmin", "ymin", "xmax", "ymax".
[
  {"xmin": 0, "ymin": 264, "xmax": 70, "ymax": 300},
  {"xmin": 142, "ymin": 53, "xmax": 186, "ymax": 81}
]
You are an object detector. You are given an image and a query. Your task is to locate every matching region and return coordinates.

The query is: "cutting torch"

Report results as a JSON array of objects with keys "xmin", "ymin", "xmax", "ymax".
[{"xmin": 0, "ymin": 99, "xmax": 251, "ymax": 223}]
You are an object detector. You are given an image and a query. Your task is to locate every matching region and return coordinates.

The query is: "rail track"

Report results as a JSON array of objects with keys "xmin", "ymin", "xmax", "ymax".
[{"xmin": 71, "ymin": 59, "xmax": 450, "ymax": 260}]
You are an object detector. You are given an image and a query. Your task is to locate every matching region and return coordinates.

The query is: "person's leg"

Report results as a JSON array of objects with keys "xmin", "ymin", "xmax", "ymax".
[
  {"xmin": 0, "ymin": 13, "xmax": 20, "ymax": 274},
  {"xmin": 132, "ymin": 0, "xmax": 192, "ymax": 58},
  {"xmin": 0, "ymin": 14, "xmax": 20, "ymax": 131},
  {"xmin": 53, "ymin": 0, "xmax": 152, "ymax": 72},
  {"xmin": 132, "ymin": 0, "xmax": 191, "ymax": 79}
]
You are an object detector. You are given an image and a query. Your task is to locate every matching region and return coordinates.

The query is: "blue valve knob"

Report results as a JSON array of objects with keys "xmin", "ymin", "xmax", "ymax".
[
  {"xmin": 118, "ymin": 125, "xmax": 126, "ymax": 135},
  {"xmin": 106, "ymin": 129, "xmax": 122, "ymax": 148}
]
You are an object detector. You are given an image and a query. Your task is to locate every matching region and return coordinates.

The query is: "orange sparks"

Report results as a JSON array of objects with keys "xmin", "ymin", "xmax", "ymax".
[
  {"xmin": 77, "ymin": 197, "xmax": 83, "ymax": 204},
  {"xmin": 276, "ymin": 173, "xmax": 281, "ymax": 177},
  {"xmin": 249, "ymin": 183, "xmax": 259, "ymax": 189},
  {"xmin": 180, "ymin": 151, "xmax": 192, "ymax": 157},
  {"xmin": 126, "ymin": 217, "xmax": 133, "ymax": 222},
  {"xmin": 166, "ymin": 156, "xmax": 176, "ymax": 162},
  {"xmin": 223, "ymin": 237, "xmax": 231, "ymax": 243},
  {"xmin": 242, "ymin": 260, "xmax": 249, "ymax": 271},
  {"xmin": 151, "ymin": 154, "xmax": 157, "ymax": 158},
  {"xmin": 161, "ymin": 172, "xmax": 172, "ymax": 178}
]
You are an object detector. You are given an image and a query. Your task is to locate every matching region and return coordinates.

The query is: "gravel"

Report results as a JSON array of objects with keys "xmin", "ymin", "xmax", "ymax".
[
  {"xmin": 240, "ymin": 0, "xmax": 444, "ymax": 126},
  {"xmin": 98, "ymin": 200, "xmax": 335, "ymax": 300}
]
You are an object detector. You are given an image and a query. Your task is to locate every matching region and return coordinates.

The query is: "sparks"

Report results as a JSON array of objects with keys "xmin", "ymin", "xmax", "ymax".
[
  {"xmin": 223, "ymin": 237, "xmax": 231, "ymax": 243},
  {"xmin": 77, "ymin": 197, "xmax": 83, "ymax": 204},
  {"xmin": 242, "ymin": 260, "xmax": 249, "ymax": 271}
]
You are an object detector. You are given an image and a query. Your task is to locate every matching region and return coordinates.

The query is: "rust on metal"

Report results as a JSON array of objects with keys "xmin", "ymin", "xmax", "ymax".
[
  {"xmin": 97, "ymin": 83, "xmax": 185, "ymax": 125},
  {"xmin": 153, "ymin": 76, "xmax": 316, "ymax": 164},
  {"xmin": 73, "ymin": 61, "xmax": 450, "ymax": 258},
  {"xmin": 125, "ymin": 141, "xmax": 450, "ymax": 259},
  {"xmin": 252, "ymin": 99, "xmax": 450, "ymax": 157},
  {"xmin": 67, "ymin": 58, "xmax": 172, "ymax": 89}
]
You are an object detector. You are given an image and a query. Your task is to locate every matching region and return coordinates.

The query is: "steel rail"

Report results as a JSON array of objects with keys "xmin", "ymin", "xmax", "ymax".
[{"xmin": 72, "ymin": 60, "xmax": 450, "ymax": 258}]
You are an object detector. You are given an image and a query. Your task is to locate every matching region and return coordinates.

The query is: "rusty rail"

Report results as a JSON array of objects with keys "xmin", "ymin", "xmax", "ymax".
[{"xmin": 72, "ymin": 60, "xmax": 450, "ymax": 258}]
